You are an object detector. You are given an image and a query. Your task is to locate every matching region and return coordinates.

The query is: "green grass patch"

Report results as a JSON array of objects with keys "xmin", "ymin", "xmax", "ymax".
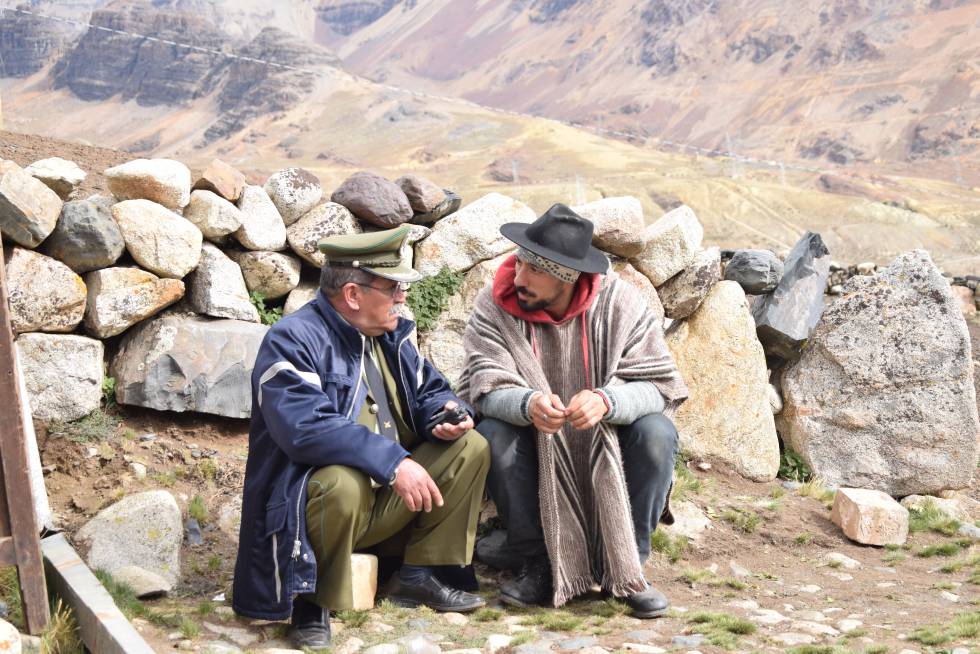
[
  {"xmin": 672, "ymin": 458, "xmax": 703, "ymax": 501},
  {"xmin": 909, "ymin": 609, "xmax": 980, "ymax": 645},
  {"xmin": 250, "ymin": 291, "xmax": 283, "ymax": 325},
  {"xmin": 519, "ymin": 610, "xmax": 583, "ymax": 631},
  {"xmin": 797, "ymin": 478, "xmax": 836, "ymax": 508},
  {"xmin": 687, "ymin": 611, "xmax": 756, "ymax": 649},
  {"xmin": 794, "ymin": 531, "xmax": 814, "ymax": 545},
  {"xmin": 472, "ymin": 607, "xmax": 503, "ymax": 623},
  {"xmin": 882, "ymin": 551, "xmax": 905, "ymax": 564},
  {"xmin": 908, "ymin": 499, "xmax": 961, "ymax": 536},
  {"xmin": 195, "ymin": 600, "xmax": 215, "ymax": 616},
  {"xmin": 406, "ymin": 267, "xmax": 465, "ymax": 332},
  {"xmin": 188, "ymin": 494, "xmax": 209, "ymax": 525},
  {"xmin": 770, "ymin": 485, "xmax": 786, "ymax": 499},
  {"xmin": 42, "ymin": 599, "xmax": 83, "ymax": 654},
  {"xmin": 863, "ymin": 646, "xmax": 889, "ymax": 654},
  {"xmin": 336, "ymin": 609, "xmax": 370, "ymax": 628},
  {"xmin": 0, "ymin": 567, "xmax": 23, "ymax": 628},
  {"xmin": 722, "ymin": 508, "xmax": 761, "ymax": 533},
  {"xmin": 650, "ymin": 529, "xmax": 688, "ymax": 563},
  {"xmin": 917, "ymin": 542, "xmax": 965, "ymax": 558},
  {"xmin": 779, "ymin": 447, "xmax": 812, "ymax": 482},
  {"xmin": 179, "ymin": 617, "xmax": 200, "ymax": 639},
  {"xmin": 102, "ymin": 375, "xmax": 117, "ymax": 408},
  {"xmin": 48, "ymin": 409, "xmax": 121, "ymax": 443}
]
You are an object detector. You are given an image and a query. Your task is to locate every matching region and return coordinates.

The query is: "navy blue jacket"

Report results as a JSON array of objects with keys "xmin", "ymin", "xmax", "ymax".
[{"xmin": 232, "ymin": 291, "xmax": 468, "ymax": 620}]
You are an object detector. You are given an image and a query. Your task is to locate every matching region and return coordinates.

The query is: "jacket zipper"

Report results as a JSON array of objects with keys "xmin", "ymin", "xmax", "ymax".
[
  {"xmin": 292, "ymin": 467, "xmax": 313, "ymax": 561},
  {"xmin": 272, "ymin": 533, "xmax": 282, "ymax": 603},
  {"xmin": 346, "ymin": 335, "xmax": 366, "ymax": 419},
  {"xmin": 396, "ymin": 335, "xmax": 419, "ymax": 434}
]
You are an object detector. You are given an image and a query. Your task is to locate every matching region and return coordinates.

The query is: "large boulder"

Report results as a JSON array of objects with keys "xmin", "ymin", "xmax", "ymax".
[
  {"xmin": 41, "ymin": 199, "xmax": 125, "ymax": 273},
  {"xmin": 192, "ymin": 159, "xmax": 246, "ymax": 202},
  {"xmin": 572, "ymin": 196, "xmax": 645, "ymax": 258},
  {"xmin": 16, "ymin": 333, "xmax": 103, "ymax": 421},
  {"xmin": 264, "ymin": 167, "xmax": 323, "ymax": 225},
  {"xmin": 0, "ymin": 166, "xmax": 63, "ymax": 247},
  {"xmin": 84, "ymin": 267, "xmax": 185, "ymax": 338},
  {"xmin": 666, "ymin": 281, "xmax": 780, "ymax": 481},
  {"xmin": 104, "ymin": 159, "xmax": 191, "ymax": 211},
  {"xmin": 239, "ymin": 251, "xmax": 301, "ymax": 300},
  {"xmin": 188, "ymin": 244, "xmax": 259, "ymax": 322},
  {"xmin": 778, "ymin": 250, "xmax": 979, "ymax": 495},
  {"xmin": 234, "ymin": 185, "xmax": 287, "ymax": 251},
  {"xmin": 752, "ymin": 232, "xmax": 831, "ymax": 360},
  {"xmin": 395, "ymin": 174, "xmax": 445, "ymax": 213},
  {"xmin": 283, "ymin": 280, "xmax": 318, "ymax": 315},
  {"xmin": 112, "ymin": 200, "xmax": 203, "ymax": 279},
  {"xmin": 420, "ymin": 254, "xmax": 508, "ymax": 386},
  {"xmin": 610, "ymin": 260, "xmax": 665, "ymax": 325},
  {"xmin": 5, "ymin": 247, "xmax": 86, "ymax": 333},
  {"xmin": 415, "ymin": 193, "xmax": 535, "ymax": 276},
  {"xmin": 112, "ymin": 313, "xmax": 268, "ymax": 418},
  {"xmin": 331, "ymin": 171, "xmax": 413, "ymax": 228},
  {"xmin": 724, "ymin": 249, "xmax": 784, "ymax": 294},
  {"xmin": 631, "ymin": 205, "xmax": 703, "ymax": 286},
  {"xmin": 658, "ymin": 247, "xmax": 721, "ymax": 320},
  {"xmin": 24, "ymin": 157, "xmax": 87, "ymax": 200},
  {"xmin": 183, "ymin": 190, "xmax": 244, "ymax": 240},
  {"xmin": 77, "ymin": 491, "xmax": 183, "ymax": 587},
  {"xmin": 286, "ymin": 202, "xmax": 361, "ymax": 267}
]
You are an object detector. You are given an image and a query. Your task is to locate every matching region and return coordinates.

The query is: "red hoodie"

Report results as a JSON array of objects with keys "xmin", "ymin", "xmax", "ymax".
[{"xmin": 491, "ymin": 253, "xmax": 602, "ymax": 388}]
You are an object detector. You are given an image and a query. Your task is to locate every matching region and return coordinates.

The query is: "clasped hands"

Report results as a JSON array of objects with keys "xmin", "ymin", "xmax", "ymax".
[{"xmin": 529, "ymin": 389, "xmax": 607, "ymax": 434}]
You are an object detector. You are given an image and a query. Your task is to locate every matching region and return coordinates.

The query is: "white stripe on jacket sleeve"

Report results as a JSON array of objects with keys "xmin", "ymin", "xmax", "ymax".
[{"xmin": 258, "ymin": 361, "xmax": 321, "ymax": 406}]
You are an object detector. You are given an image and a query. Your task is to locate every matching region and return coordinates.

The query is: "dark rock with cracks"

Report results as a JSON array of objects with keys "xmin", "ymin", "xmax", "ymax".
[
  {"xmin": 410, "ymin": 190, "xmax": 461, "ymax": 225},
  {"xmin": 724, "ymin": 249, "xmax": 783, "ymax": 294},
  {"xmin": 752, "ymin": 232, "xmax": 830, "ymax": 360},
  {"xmin": 331, "ymin": 171, "xmax": 413, "ymax": 228},
  {"xmin": 42, "ymin": 199, "xmax": 125, "ymax": 273},
  {"xmin": 659, "ymin": 247, "xmax": 721, "ymax": 320}
]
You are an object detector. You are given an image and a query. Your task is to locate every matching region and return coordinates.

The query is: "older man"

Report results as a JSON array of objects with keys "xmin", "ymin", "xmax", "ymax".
[
  {"xmin": 233, "ymin": 225, "xmax": 489, "ymax": 649},
  {"xmin": 458, "ymin": 204, "xmax": 688, "ymax": 617}
]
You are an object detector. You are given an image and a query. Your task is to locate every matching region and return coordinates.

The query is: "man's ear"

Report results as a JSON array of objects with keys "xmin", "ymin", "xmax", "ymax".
[{"xmin": 341, "ymin": 283, "xmax": 361, "ymax": 311}]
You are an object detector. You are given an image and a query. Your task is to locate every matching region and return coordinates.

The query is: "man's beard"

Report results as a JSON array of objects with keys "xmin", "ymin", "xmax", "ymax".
[{"xmin": 516, "ymin": 287, "xmax": 548, "ymax": 312}]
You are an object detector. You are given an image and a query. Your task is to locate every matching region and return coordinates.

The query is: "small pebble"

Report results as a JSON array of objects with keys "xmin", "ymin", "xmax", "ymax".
[
  {"xmin": 941, "ymin": 591, "xmax": 960, "ymax": 603},
  {"xmin": 139, "ymin": 433, "xmax": 157, "ymax": 441},
  {"xmin": 671, "ymin": 634, "xmax": 704, "ymax": 648}
]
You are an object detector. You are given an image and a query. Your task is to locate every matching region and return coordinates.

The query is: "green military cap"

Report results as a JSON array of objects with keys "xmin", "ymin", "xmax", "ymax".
[{"xmin": 317, "ymin": 224, "xmax": 424, "ymax": 283}]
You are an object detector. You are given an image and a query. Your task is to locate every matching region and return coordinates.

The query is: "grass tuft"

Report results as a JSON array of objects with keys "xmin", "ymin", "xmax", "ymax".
[
  {"xmin": 909, "ymin": 609, "xmax": 980, "ymax": 645},
  {"xmin": 671, "ymin": 458, "xmax": 703, "ymax": 502},
  {"xmin": 794, "ymin": 531, "xmax": 814, "ymax": 545},
  {"xmin": 650, "ymin": 529, "xmax": 688, "ymax": 563},
  {"xmin": 797, "ymin": 478, "xmax": 836, "ymax": 508},
  {"xmin": 687, "ymin": 611, "xmax": 756, "ymax": 649},
  {"xmin": 722, "ymin": 508, "xmax": 761, "ymax": 533},
  {"xmin": 188, "ymin": 494, "xmax": 209, "ymax": 525},
  {"xmin": 917, "ymin": 542, "xmax": 965, "ymax": 558},
  {"xmin": 48, "ymin": 409, "xmax": 121, "ymax": 443},
  {"xmin": 41, "ymin": 599, "xmax": 83, "ymax": 654},
  {"xmin": 519, "ymin": 610, "xmax": 583, "ymax": 631},
  {"xmin": 908, "ymin": 499, "xmax": 961, "ymax": 536},
  {"xmin": 337, "ymin": 609, "xmax": 370, "ymax": 628}
]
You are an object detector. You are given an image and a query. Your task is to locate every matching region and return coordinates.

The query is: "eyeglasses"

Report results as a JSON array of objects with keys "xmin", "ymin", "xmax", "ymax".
[{"xmin": 354, "ymin": 281, "xmax": 411, "ymax": 299}]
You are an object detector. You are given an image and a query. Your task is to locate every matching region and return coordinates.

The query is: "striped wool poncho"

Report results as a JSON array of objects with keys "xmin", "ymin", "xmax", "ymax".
[{"xmin": 457, "ymin": 266, "xmax": 688, "ymax": 606}]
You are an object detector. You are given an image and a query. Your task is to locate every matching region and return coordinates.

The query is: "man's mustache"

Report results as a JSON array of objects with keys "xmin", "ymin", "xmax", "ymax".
[{"xmin": 515, "ymin": 286, "xmax": 536, "ymax": 298}]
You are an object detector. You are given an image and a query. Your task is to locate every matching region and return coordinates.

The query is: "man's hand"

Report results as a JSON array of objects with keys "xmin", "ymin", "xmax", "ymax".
[
  {"xmin": 566, "ymin": 389, "xmax": 608, "ymax": 430},
  {"xmin": 392, "ymin": 458, "xmax": 444, "ymax": 512},
  {"xmin": 529, "ymin": 392, "xmax": 567, "ymax": 434},
  {"xmin": 431, "ymin": 401, "xmax": 474, "ymax": 441}
]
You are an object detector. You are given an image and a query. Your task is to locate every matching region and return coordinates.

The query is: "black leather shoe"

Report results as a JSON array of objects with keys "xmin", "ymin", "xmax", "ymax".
[
  {"xmin": 388, "ymin": 574, "xmax": 486, "ymax": 612},
  {"xmin": 625, "ymin": 584, "xmax": 669, "ymax": 618},
  {"xmin": 500, "ymin": 556, "xmax": 552, "ymax": 608},
  {"xmin": 289, "ymin": 622, "xmax": 331, "ymax": 649}
]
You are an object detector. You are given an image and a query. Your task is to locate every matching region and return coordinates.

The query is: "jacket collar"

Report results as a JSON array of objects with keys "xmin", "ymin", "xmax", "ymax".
[{"xmin": 313, "ymin": 290, "xmax": 415, "ymax": 351}]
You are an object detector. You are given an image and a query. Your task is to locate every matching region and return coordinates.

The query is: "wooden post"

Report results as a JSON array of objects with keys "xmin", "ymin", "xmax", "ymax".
[{"xmin": 0, "ymin": 234, "xmax": 50, "ymax": 634}]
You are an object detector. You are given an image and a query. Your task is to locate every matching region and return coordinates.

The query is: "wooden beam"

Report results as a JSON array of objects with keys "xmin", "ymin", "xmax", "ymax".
[
  {"xmin": 0, "ymin": 535, "xmax": 13, "ymax": 565},
  {"xmin": 0, "ymin": 235, "xmax": 49, "ymax": 634},
  {"xmin": 42, "ymin": 534, "xmax": 155, "ymax": 654}
]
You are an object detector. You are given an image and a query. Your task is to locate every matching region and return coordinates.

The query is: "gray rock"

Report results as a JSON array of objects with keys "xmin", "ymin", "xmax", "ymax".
[
  {"xmin": 959, "ymin": 523, "xmax": 980, "ymax": 539},
  {"xmin": 658, "ymin": 247, "xmax": 721, "ymax": 319},
  {"xmin": 0, "ymin": 166, "xmax": 63, "ymax": 247},
  {"xmin": 611, "ymin": 261, "xmax": 665, "ymax": 325},
  {"xmin": 186, "ymin": 518, "xmax": 203, "ymax": 546},
  {"xmin": 183, "ymin": 190, "xmax": 244, "ymax": 240},
  {"xmin": 202, "ymin": 621, "xmax": 258, "ymax": 648},
  {"xmin": 671, "ymin": 634, "xmax": 704, "ymax": 648},
  {"xmin": 112, "ymin": 313, "xmax": 268, "ymax": 418},
  {"xmin": 724, "ymin": 249, "xmax": 783, "ymax": 294},
  {"xmin": 239, "ymin": 251, "xmax": 302, "ymax": 300},
  {"xmin": 332, "ymin": 171, "xmax": 413, "ymax": 228},
  {"xmin": 475, "ymin": 529, "xmax": 522, "ymax": 571},
  {"xmin": 362, "ymin": 645, "xmax": 400, "ymax": 654},
  {"xmin": 0, "ymin": 618, "xmax": 18, "ymax": 654},
  {"xmin": 779, "ymin": 250, "xmax": 979, "ymax": 495},
  {"xmin": 24, "ymin": 157, "xmax": 86, "ymax": 200},
  {"xmin": 415, "ymin": 193, "xmax": 535, "ymax": 276},
  {"xmin": 77, "ymin": 490, "xmax": 182, "ymax": 586},
  {"xmin": 286, "ymin": 202, "xmax": 361, "ymax": 267},
  {"xmin": 189, "ymin": 244, "xmax": 260, "ymax": 322},
  {"xmin": 572, "ymin": 196, "xmax": 646, "ymax": 258},
  {"xmin": 84, "ymin": 267, "xmax": 185, "ymax": 338},
  {"xmin": 660, "ymin": 500, "xmax": 712, "ymax": 543},
  {"xmin": 621, "ymin": 631, "xmax": 661, "ymax": 644},
  {"xmin": 5, "ymin": 247, "xmax": 86, "ymax": 333},
  {"xmin": 398, "ymin": 634, "xmax": 440, "ymax": 654},
  {"xmin": 218, "ymin": 497, "xmax": 242, "ymax": 545},
  {"xmin": 264, "ymin": 168, "xmax": 323, "ymax": 226},
  {"xmin": 42, "ymin": 199, "xmax": 125, "ymax": 273},
  {"xmin": 411, "ymin": 190, "xmax": 461, "ymax": 225},
  {"xmin": 201, "ymin": 642, "xmax": 242, "ymax": 654},
  {"xmin": 396, "ymin": 174, "xmax": 446, "ymax": 213},
  {"xmin": 113, "ymin": 199, "xmax": 203, "ymax": 278},
  {"xmin": 113, "ymin": 565, "xmax": 172, "ymax": 597},
  {"xmin": 16, "ymin": 333, "xmax": 103, "ymax": 421},
  {"xmin": 105, "ymin": 159, "xmax": 191, "ymax": 211},
  {"xmin": 632, "ymin": 205, "xmax": 703, "ymax": 286},
  {"xmin": 752, "ymin": 233, "xmax": 831, "ymax": 359},
  {"xmin": 235, "ymin": 185, "xmax": 287, "ymax": 251},
  {"xmin": 559, "ymin": 637, "xmax": 598, "ymax": 650}
]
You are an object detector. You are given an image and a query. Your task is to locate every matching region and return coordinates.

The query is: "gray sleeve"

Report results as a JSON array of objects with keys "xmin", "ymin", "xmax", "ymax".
[
  {"xmin": 475, "ymin": 387, "xmax": 538, "ymax": 426},
  {"xmin": 597, "ymin": 381, "xmax": 665, "ymax": 425}
]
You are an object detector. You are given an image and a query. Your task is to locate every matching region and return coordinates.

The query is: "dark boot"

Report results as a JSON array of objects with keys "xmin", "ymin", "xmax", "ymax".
[
  {"xmin": 289, "ymin": 596, "xmax": 331, "ymax": 649},
  {"xmin": 387, "ymin": 573, "xmax": 486, "ymax": 612},
  {"xmin": 500, "ymin": 555, "xmax": 553, "ymax": 608},
  {"xmin": 625, "ymin": 584, "xmax": 669, "ymax": 619}
]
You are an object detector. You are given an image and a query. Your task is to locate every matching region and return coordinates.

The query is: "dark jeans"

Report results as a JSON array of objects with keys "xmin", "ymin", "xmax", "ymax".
[{"xmin": 479, "ymin": 414, "xmax": 678, "ymax": 563}]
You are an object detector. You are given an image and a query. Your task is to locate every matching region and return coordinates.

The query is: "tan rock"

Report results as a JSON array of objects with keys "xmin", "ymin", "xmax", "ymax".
[
  {"xmin": 0, "ymin": 166, "xmax": 63, "ymax": 247},
  {"xmin": 631, "ymin": 205, "xmax": 703, "ymax": 286},
  {"xmin": 239, "ymin": 251, "xmax": 301, "ymax": 300},
  {"xmin": 573, "ymin": 196, "xmax": 646, "ymax": 258},
  {"xmin": 24, "ymin": 157, "xmax": 87, "ymax": 200},
  {"xmin": 183, "ymin": 190, "xmax": 243, "ymax": 240},
  {"xmin": 234, "ymin": 185, "xmax": 287, "ymax": 251},
  {"xmin": 666, "ymin": 281, "xmax": 779, "ymax": 481},
  {"xmin": 113, "ymin": 200, "xmax": 203, "ymax": 278},
  {"xmin": 284, "ymin": 280, "xmax": 318, "ymax": 315},
  {"xmin": 193, "ymin": 159, "xmax": 246, "ymax": 202},
  {"xmin": 952, "ymin": 285, "xmax": 976, "ymax": 316},
  {"xmin": 831, "ymin": 488, "xmax": 909, "ymax": 546},
  {"xmin": 84, "ymin": 267, "xmax": 185, "ymax": 338},
  {"xmin": 105, "ymin": 159, "xmax": 191, "ymax": 210},
  {"xmin": 351, "ymin": 553, "xmax": 378, "ymax": 611},
  {"xmin": 287, "ymin": 202, "xmax": 361, "ymax": 267},
  {"xmin": 5, "ymin": 247, "xmax": 86, "ymax": 333}
]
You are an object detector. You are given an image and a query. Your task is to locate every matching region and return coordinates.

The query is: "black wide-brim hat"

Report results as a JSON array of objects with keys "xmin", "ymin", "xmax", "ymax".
[{"xmin": 500, "ymin": 203, "xmax": 609, "ymax": 274}]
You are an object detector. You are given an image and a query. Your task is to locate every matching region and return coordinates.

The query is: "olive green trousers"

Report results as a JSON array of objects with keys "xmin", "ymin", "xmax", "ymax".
[{"xmin": 304, "ymin": 430, "xmax": 489, "ymax": 610}]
